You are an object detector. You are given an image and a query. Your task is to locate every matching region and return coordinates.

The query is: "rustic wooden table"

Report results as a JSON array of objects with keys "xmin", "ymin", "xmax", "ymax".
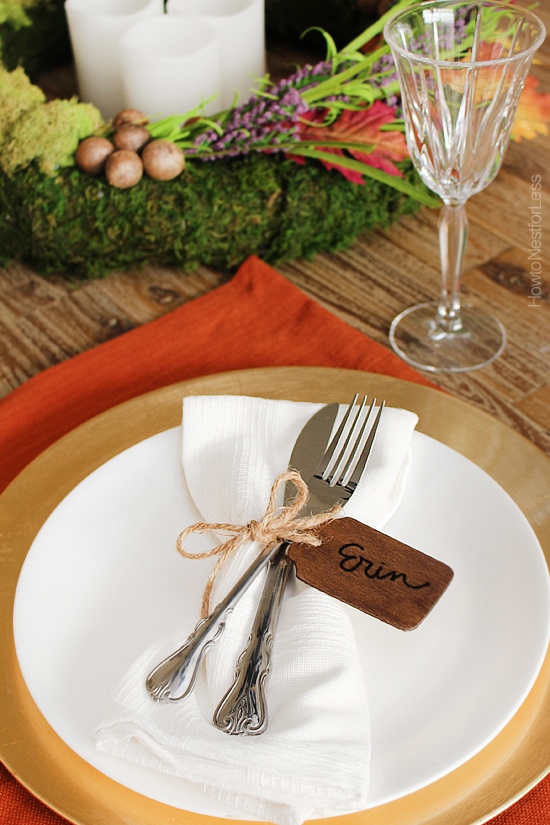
[{"xmin": 1, "ymin": 3, "xmax": 549, "ymax": 456}]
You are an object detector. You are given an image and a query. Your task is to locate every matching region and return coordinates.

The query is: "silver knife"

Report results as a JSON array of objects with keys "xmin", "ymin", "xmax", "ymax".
[{"xmin": 145, "ymin": 402, "xmax": 340, "ymax": 702}]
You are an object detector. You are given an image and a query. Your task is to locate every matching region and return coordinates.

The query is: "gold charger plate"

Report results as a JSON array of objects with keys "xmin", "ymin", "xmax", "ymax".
[{"xmin": 1, "ymin": 366, "xmax": 549, "ymax": 825}]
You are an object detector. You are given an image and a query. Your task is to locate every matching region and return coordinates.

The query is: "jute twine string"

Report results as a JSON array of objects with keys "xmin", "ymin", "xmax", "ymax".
[{"xmin": 177, "ymin": 469, "xmax": 341, "ymax": 617}]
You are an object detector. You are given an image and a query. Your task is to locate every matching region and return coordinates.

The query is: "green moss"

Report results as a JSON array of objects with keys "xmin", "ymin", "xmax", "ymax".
[
  {"xmin": 1, "ymin": 95, "xmax": 105, "ymax": 176},
  {"xmin": 0, "ymin": 66, "xmax": 106, "ymax": 176},
  {"xmin": 0, "ymin": 65, "xmax": 44, "ymax": 140},
  {"xmin": 0, "ymin": 1, "xmax": 32, "ymax": 28},
  {"xmin": 0, "ymin": 152, "xmax": 426, "ymax": 278},
  {"xmin": 0, "ymin": 0, "xmax": 70, "ymax": 73}
]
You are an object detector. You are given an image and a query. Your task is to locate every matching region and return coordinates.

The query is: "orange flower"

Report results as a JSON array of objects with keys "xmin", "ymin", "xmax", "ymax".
[{"xmin": 512, "ymin": 74, "xmax": 550, "ymax": 142}]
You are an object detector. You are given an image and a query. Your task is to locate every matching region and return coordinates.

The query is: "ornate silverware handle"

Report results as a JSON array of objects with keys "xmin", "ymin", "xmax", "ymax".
[
  {"xmin": 213, "ymin": 543, "xmax": 291, "ymax": 735},
  {"xmin": 145, "ymin": 610, "xmax": 231, "ymax": 702},
  {"xmin": 145, "ymin": 539, "xmax": 283, "ymax": 702}
]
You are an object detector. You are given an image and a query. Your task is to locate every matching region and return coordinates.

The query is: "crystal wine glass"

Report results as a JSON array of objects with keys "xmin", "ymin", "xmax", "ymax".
[{"xmin": 384, "ymin": 1, "xmax": 546, "ymax": 372}]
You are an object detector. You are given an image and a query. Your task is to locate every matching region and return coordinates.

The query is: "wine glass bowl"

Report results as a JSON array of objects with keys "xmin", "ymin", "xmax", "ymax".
[{"xmin": 384, "ymin": 1, "xmax": 546, "ymax": 372}]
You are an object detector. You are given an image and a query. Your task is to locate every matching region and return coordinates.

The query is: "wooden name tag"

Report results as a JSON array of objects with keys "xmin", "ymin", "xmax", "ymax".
[{"xmin": 288, "ymin": 517, "xmax": 454, "ymax": 631}]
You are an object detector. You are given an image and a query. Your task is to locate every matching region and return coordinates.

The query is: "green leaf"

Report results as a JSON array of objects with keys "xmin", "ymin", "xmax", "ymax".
[
  {"xmin": 300, "ymin": 26, "xmax": 338, "ymax": 63},
  {"xmin": 302, "ymin": 46, "xmax": 390, "ymax": 104},
  {"xmin": 290, "ymin": 146, "xmax": 440, "ymax": 206},
  {"xmin": 380, "ymin": 121, "xmax": 406, "ymax": 132},
  {"xmin": 294, "ymin": 139, "xmax": 378, "ymax": 152},
  {"xmin": 147, "ymin": 96, "xmax": 224, "ymax": 140}
]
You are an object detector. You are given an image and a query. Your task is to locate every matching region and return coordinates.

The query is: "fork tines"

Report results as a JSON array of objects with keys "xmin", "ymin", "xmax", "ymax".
[{"xmin": 322, "ymin": 395, "xmax": 385, "ymax": 489}]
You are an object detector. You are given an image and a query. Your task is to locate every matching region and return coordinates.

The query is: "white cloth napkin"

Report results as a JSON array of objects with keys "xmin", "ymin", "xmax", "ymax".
[{"xmin": 95, "ymin": 395, "xmax": 418, "ymax": 825}]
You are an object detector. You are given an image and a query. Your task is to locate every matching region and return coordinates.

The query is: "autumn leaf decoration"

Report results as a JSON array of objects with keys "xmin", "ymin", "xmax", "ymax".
[
  {"xmin": 287, "ymin": 99, "xmax": 409, "ymax": 184},
  {"xmin": 512, "ymin": 75, "xmax": 550, "ymax": 142}
]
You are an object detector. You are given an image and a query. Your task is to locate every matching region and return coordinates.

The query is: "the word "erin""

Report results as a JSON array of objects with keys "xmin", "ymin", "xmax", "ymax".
[{"xmin": 338, "ymin": 543, "xmax": 431, "ymax": 590}]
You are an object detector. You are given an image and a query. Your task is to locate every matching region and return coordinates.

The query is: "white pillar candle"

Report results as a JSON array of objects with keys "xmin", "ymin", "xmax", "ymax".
[
  {"xmin": 119, "ymin": 16, "xmax": 223, "ymax": 119},
  {"xmin": 65, "ymin": 0, "xmax": 164, "ymax": 119},
  {"xmin": 166, "ymin": 0, "xmax": 265, "ymax": 108}
]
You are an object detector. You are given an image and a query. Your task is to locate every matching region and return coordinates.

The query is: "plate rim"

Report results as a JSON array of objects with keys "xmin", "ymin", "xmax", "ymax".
[{"xmin": 1, "ymin": 365, "xmax": 550, "ymax": 825}]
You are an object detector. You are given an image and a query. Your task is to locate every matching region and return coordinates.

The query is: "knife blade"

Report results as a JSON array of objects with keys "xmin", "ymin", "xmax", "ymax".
[{"xmin": 145, "ymin": 402, "xmax": 340, "ymax": 702}]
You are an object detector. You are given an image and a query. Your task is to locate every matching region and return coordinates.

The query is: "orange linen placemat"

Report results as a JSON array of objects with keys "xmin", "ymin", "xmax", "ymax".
[{"xmin": 0, "ymin": 255, "xmax": 548, "ymax": 825}]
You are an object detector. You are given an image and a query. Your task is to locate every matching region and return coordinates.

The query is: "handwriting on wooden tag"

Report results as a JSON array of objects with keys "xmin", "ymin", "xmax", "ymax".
[{"xmin": 288, "ymin": 517, "xmax": 454, "ymax": 631}]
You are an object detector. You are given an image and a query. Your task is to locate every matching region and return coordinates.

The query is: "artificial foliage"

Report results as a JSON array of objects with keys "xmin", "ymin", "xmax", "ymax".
[{"xmin": 0, "ymin": 0, "xmax": 432, "ymax": 279}]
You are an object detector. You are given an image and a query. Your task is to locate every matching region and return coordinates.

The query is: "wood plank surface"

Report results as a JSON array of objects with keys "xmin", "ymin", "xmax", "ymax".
[{"xmin": 1, "ymin": 1, "xmax": 549, "ymax": 457}]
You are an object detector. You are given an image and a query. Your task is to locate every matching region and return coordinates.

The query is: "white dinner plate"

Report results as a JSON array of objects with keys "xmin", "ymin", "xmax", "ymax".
[{"xmin": 12, "ymin": 405, "xmax": 550, "ymax": 818}]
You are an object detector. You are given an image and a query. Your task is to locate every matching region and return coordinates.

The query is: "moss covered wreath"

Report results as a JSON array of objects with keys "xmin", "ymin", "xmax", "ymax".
[{"xmin": 0, "ymin": 0, "xmax": 438, "ymax": 279}]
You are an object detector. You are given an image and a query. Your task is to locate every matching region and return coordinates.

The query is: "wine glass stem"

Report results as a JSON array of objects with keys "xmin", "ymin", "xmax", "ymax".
[{"xmin": 437, "ymin": 201, "xmax": 468, "ymax": 335}]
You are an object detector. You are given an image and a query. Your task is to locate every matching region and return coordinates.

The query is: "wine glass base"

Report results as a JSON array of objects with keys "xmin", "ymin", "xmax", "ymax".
[{"xmin": 389, "ymin": 302, "xmax": 506, "ymax": 373}]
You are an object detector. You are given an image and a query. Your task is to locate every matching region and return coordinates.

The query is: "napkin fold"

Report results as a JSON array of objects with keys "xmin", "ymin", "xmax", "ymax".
[{"xmin": 94, "ymin": 394, "xmax": 418, "ymax": 825}]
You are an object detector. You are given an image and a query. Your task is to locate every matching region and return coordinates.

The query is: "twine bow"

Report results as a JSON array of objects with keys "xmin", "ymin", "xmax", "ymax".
[{"xmin": 177, "ymin": 469, "xmax": 341, "ymax": 617}]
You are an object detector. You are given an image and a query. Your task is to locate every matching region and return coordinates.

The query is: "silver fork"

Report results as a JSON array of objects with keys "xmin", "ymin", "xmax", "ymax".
[{"xmin": 213, "ymin": 395, "xmax": 385, "ymax": 735}]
